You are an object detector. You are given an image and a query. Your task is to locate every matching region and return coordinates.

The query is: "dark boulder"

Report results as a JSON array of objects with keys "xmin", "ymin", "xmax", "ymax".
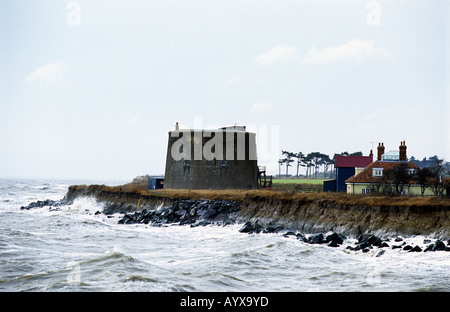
[
  {"xmin": 325, "ymin": 232, "xmax": 346, "ymax": 247},
  {"xmin": 296, "ymin": 233, "xmax": 308, "ymax": 243},
  {"xmin": 350, "ymin": 233, "xmax": 385, "ymax": 251},
  {"xmin": 307, "ymin": 233, "xmax": 325, "ymax": 244},
  {"xmin": 239, "ymin": 220, "xmax": 263, "ymax": 234},
  {"xmin": 432, "ymin": 240, "xmax": 446, "ymax": 251},
  {"xmin": 201, "ymin": 203, "xmax": 219, "ymax": 220},
  {"xmin": 355, "ymin": 241, "xmax": 370, "ymax": 251},
  {"xmin": 368, "ymin": 236, "xmax": 383, "ymax": 247},
  {"xmin": 239, "ymin": 222, "xmax": 253, "ymax": 233},
  {"xmin": 264, "ymin": 225, "xmax": 284, "ymax": 234},
  {"xmin": 117, "ymin": 199, "xmax": 241, "ymax": 227},
  {"xmin": 403, "ymin": 245, "xmax": 413, "ymax": 251},
  {"xmin": 20, "ymin": 199, "xmax": 63, "ymax": 210},
  {"xmin": 282, "ymin": 230, "xmax": 297, "ymax": 237},
  {"xmin": 118, "ymin": 214, "xmax": 132, "ymax": 224},
  {"xmin": 424, "ymin": 240, "xmax": 448, "ymax": 252},
  {"xmin": 160, "ymin": 207, "xmax": 175, "ymax": 221},
  {"xmin": 327, "ymin": 241, "xmax": 340, "ymax": 248},
  {"xmin": 253, "ymin": 221, "xmax": 263, "ymax": 234},
  {"xmin": 409, "ymin": 245, "xmax": 422, "ymax": 252},
  {"xmin": 358, "ymin": 234, "xmax": 383, "ymax": 247}
]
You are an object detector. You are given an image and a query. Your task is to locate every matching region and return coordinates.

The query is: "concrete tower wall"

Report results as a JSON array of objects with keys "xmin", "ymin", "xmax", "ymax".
[{"xmin": 164, "ymin": 129, "xmax": 258, "ymax": 189}]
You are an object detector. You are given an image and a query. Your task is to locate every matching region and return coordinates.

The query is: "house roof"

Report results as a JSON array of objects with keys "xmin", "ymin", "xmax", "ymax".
[
  {"xmin": 345, "ymin": 160, "xmax": 419, "ymax": 184},
  {"xmin": 443, "ymin": 177, "xmax": 450, "ymax": 187},
  {"xmin": 334, "ymin": 156, "xmax": 373, "ymax": 168}
]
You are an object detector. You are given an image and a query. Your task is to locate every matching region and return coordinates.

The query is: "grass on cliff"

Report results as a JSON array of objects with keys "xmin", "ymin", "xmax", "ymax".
[
  {"xmin": 70, "ymin": 181, "xmax": 450, "ymax": 208},
  {"xmin": 272, "ymin": 178, "xmax": 325, "ymax": 184}
]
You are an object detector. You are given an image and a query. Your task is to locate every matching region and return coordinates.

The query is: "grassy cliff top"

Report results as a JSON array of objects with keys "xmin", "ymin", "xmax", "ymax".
[{"xmin": 68, "ymin": 182, "xmax": 450, "ymax": 208}]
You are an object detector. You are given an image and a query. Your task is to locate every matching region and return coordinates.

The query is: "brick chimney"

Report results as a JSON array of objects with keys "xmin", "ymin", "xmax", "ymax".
[
  {"xmin": 399, "ymin": 140, "xmax": 407, "ymax": 161},
  {"xmin": 377, "ymin": 143, "xmax": 385, "ymax": 161}
]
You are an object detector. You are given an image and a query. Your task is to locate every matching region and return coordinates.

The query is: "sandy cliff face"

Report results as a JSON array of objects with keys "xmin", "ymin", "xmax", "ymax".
[
  {"xmin": 65, "ymin": 185, "xmax": 175, "ymax": 214},
  {"xmin": 65, "ymin": 185, "xmax": 450, "ymax": 239},
  {"xmin": 237, "ymin": 195, "xmax": 450, "ymax": 239}
]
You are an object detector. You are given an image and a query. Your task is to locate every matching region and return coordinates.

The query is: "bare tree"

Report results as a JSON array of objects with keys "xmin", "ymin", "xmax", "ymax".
[
  {"xmin": 293, "ymin": 152, "xmax": 305, "ymax": 178},
  {"xmin": 281, "ymin": 150, "xmax": 295, "ymax": 177},
  {"xmin": 369, "ymin": 164, "xmax": 410, "ymax": 196},
  {"xmin": 390, "ymin": 164, "xmax": 411, "ymax": 195},
  {"xmin": 303, "ymin": 154, "xmax": 313, "ymax": 179},
  {"xmin": 307, "ymin": 152, "xmax": 327, "ymax": 179},
  {"xmin": 278, "ymin": 159, "xmax": 284, "ymax": 177},
  {"xmin": 429, "ymin": 159, "xmax": 446, "ymax": 196},
  {"xmin": 321, "ymin": 154, "xmax": 332, "ymax": 179},
  {"xmin": 416, "ymin": 167, "xmax": 433, "ymax": 196}
]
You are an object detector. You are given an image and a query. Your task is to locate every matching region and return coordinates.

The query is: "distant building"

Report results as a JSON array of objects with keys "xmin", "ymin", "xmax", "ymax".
[
  {"xmin": 345, "ymin": 141, "xmax": 441, "ymax": 195},
  {"xmin": 148, "ymin": 176, "xmax": 164, "ymax": 190},
  {"xmin": 164, "ymin": 125, "xmax": 263, "ymax": 189},
  {"xmin": 323, "ymin": 154, "xmax": 373, "ymax": 192}
]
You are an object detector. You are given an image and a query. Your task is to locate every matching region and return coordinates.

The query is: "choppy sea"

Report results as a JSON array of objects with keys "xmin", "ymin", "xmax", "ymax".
[{"xmin": 0, "ymin": 178, "xmax": 449, "ymax": 293}]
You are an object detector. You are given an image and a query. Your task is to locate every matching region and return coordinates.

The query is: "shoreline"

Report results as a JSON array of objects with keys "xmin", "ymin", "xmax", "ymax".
[{"xmin": 60, "ymin": 184, "xmax": 450, "ymax": 240}]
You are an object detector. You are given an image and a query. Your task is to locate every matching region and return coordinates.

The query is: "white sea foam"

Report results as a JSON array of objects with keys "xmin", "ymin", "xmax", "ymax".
[{"xmin": 1, "ymin": 179, "xmax": 449, "ymax": 292}]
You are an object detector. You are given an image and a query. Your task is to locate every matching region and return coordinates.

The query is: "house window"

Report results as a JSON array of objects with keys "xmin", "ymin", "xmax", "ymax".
[
  {"xmin": 362, "ymin": 188, "xmax": 372, "ymax": 194},
  {"xmin": 407, "ymin": 169, "xmax": 416, "ymax": 176},
  {"xmin": 372, "ymin": 168, "xmax": 384, "ymax": 177}
]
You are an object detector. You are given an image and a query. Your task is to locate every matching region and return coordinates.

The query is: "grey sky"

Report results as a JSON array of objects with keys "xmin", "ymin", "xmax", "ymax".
[{"xmin": 1, "ymin": 0, "xmax": 449, "ymax": 181}]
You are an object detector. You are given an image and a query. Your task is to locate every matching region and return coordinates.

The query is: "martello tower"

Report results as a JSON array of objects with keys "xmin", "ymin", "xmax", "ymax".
[{"xmin": 164, "ymin": 125, "xmax": 259, "ymax": 189}]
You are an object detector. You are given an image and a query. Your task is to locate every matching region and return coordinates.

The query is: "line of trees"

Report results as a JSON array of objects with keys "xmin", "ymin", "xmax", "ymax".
[
  {"xmin": 410, "ymin": 155, "xmax": 443, "ymax": 168},
  {"xmin": 278, "ymin": 150, "xmax": 363, "ymax": 179},
  {"xmin": 412, "ymin": 156, "xmax": 450, "ymax": 196},
  {"xmin": 278, "ymin": 151, "xmax": 450, "ymax": 189},
  {"xmin": 414, "ymin": 157, "xmax": 449, "ymax": 196}
]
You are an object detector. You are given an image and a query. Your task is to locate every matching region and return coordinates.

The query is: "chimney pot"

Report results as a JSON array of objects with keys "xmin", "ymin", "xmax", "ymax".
[
  {"xmin": 377, "ymin": 142, "xmax": 385, "ymax": 161},
  {"xmin": 399, "ymin": 140, "xmax": 407, "ymax": 161}
]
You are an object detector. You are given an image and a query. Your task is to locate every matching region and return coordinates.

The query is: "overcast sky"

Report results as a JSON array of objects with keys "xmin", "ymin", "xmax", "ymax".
[{"xmin": 0, "ymin": 0, "xmax": 449, "ymax": 181}]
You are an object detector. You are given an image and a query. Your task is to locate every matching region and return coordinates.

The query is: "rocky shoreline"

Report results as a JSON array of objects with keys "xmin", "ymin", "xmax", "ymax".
[
  {"xmin": 113, "ymin": 198, "xmax": 450, "ymax": 254},
  {"xmin": 20, "ymin": 183, "xmax": 450, "ymax": 255},
  {"xmin": 117, "ymin": 199, "xmax": 240, "ymax": 227}
]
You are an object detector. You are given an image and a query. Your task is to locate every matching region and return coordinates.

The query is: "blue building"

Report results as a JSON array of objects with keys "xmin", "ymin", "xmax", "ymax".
[
  {"xmin": 324, "ymin": 155, "xmax": 373, "ymax": 192},
  {"xmin": 148, "ymin": 176, "xmax": 164, "ymax": 190}
]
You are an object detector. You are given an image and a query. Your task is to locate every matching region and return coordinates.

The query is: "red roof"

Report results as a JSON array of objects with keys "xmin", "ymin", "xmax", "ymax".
[
  {"xmin": 334, "ymin": 156, "xmax": 373, "ymax": 168},
  {"xmin": 345, "ymin": 160, "xmax": 419, "ymax": 184}
]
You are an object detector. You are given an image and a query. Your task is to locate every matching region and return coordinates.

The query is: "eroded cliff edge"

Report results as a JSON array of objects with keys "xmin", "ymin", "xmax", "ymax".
[
  {"xmin": 238, "ymin": 194, "xmax": 450, "ymax": 239},
  {"xmin": 63, "ymin": 184, "xmax": 450, "ymax": 239}
]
